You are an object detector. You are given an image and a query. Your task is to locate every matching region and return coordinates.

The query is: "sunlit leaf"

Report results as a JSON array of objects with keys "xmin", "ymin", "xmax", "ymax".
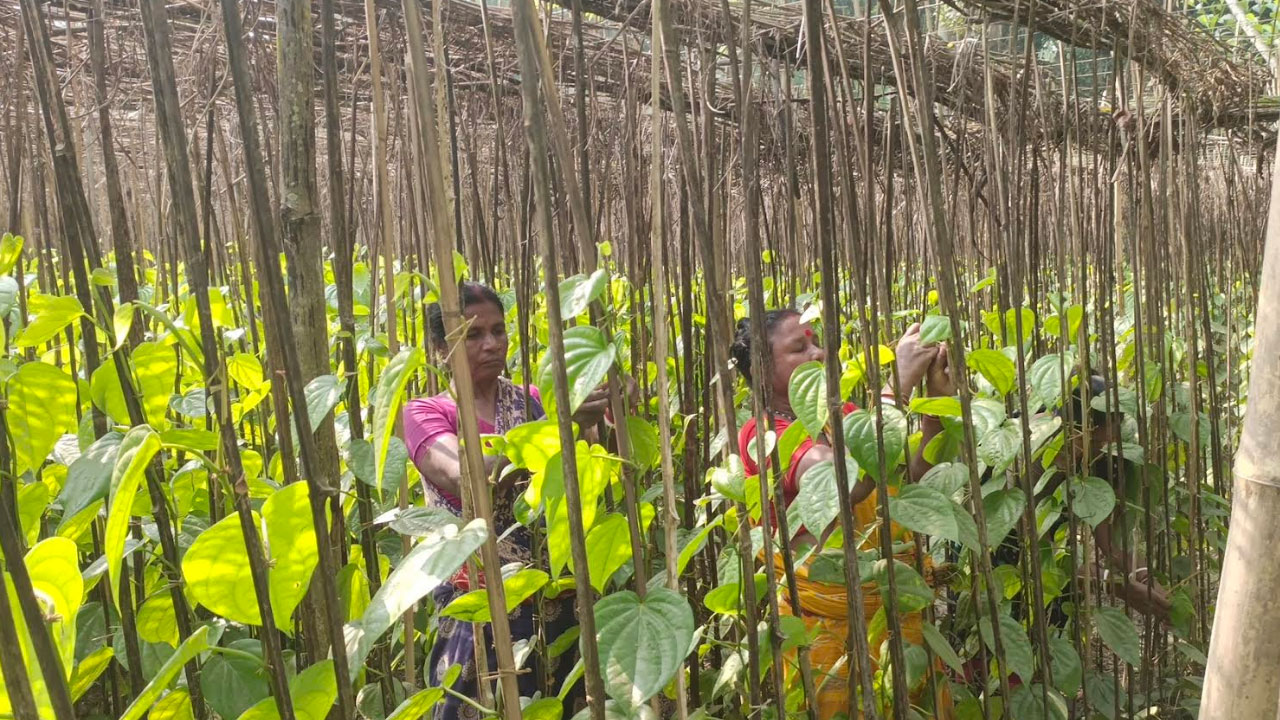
[
  {"xmin": 15, "ymin": 294, "xmax": 84, "ymax": 347},
  {"xmin": 7, "ymin": 361, "xmax": 78, "ymax": 475},
  {"xmin": 372, "ymin": 348, "xmax": 425, "ymax": 495},
  {"xmin": 106, "ymin": 426, "xmax": 161, "ymax": 611},
  {"xmin": 238, "ymin": 659, "xmax": 337, "ymax": 720},
  {"xmin": 968, "ymin": 348, "xmax": 1017, "ymax": 396},
  {"xmin": 441, "ymin": 569, "xmax": 549, "ymax": 623},
  {"xmin": 263, "ymin": 482, "xmax": 320, "ymax": 630}
]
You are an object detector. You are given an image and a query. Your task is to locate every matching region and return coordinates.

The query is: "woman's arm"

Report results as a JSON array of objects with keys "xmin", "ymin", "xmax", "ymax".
[
  {"xmin": 413, "ymin": 434, "xmax": 503, "ymax": 501},
  {"xmin": 1094, "ymin": 517, "xmax": 1173, "ymax": 621}
]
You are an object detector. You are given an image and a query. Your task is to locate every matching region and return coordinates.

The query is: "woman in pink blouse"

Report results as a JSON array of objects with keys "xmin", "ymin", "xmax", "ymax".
[{"xmin": 403, "ymin": 281, "xmax": 603, "ymax": 717}]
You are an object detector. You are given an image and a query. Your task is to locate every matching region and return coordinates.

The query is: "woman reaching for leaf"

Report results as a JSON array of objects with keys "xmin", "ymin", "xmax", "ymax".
[
  {"xmin": 730, "ymin": 310, "xmax": 955, "ymax": 719},
  {"xmin": 403, "ymin": 281, "xmax": 601, "ymax": 718}
]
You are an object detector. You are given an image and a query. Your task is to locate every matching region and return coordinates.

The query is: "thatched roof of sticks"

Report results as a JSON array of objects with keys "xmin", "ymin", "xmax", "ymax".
[
  {"xmin": 0, "ymin": 0, "xmax": 1271, "ymax": 167},
  {"xmin": 946, "ymin": 0, "xmax": 1277, "ymax": 125}
]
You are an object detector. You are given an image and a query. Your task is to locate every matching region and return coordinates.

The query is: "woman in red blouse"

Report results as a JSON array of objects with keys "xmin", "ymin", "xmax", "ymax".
[{"xmin": 730, "ymin": 309, "xmax": 955, "ymax": 718}]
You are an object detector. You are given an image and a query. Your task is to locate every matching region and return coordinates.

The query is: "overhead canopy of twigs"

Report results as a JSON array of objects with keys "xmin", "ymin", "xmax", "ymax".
[
  {"xmin": 0, "ymin": 0, "xmax": 1272, "ymax": 174},
  {"xmin": 946, "ymin": 0, "xmax": 1277, "ymax": 125}
]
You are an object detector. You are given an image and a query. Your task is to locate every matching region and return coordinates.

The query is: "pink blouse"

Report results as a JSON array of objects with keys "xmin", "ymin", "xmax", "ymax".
[{"xmin": 402, "ymin": 385, "xmax": 543, "ymax": 470}]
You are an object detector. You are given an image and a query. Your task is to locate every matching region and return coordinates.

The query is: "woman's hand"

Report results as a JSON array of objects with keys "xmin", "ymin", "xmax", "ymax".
[
  {"xmin": 892, "ymin": 323, "xmax": 937, "ymax": 400},
  {"xmin": 571, "ymin": 383, "xmax": 611, "ymax": 428},
  {"xmin": 925, "ymin": 344, "xmax": 955, "ymax": 397}
]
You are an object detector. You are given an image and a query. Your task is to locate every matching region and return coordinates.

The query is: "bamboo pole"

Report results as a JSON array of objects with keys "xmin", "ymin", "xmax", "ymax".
[
  {"xmin": 399, "ymin": 0, "xmax": 524, "ymax": 716},
  {"xmin": 1200, "ymin": 130, "xmax": 1280, "ymax": 720}
]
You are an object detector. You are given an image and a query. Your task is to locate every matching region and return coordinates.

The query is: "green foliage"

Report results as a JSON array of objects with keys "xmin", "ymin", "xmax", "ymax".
[{"xmin": 594, "ymin": 587, "xmax": 695, "ymax": 706}]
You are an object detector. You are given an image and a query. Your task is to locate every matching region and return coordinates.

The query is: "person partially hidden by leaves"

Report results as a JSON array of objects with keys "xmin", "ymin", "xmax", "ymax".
[
  {"xmin": 996, "ymin": 374, "xmax": 1173, "ymax": 624},
  {"xmin": 730, "ymin": 310, "xmax": 956, "ymax": 720},
  {"xmin": 955, "ymin": 374, "xmax": 1174, "ymax": 694},
  {"xmin": 402, "ymin": 281, "xmax": 605, "ymax": 718}
]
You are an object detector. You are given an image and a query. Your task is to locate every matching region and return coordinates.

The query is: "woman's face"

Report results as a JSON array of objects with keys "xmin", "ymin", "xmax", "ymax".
[
  {"xmin": 463, "ymin": 300, "xmax": 508, "ymax": 385},
  {"xmin": 768, "ymin": 314, "xmax": 825, "ymax": 401}
]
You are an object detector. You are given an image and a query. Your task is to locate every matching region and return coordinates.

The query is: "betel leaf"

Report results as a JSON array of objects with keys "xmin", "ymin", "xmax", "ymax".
[
  {"xmin": 14, "ymin": 293, "xmax": 84, "ymax": 348},
  {"xmin": 919, "ymin": 314, "xmax": 952, "ymax": 344},
  {"xmin": 262, "ymin": 482, "xmax": 320, "ymax": 630},
  {"xmin": 70, "ymin": 647, "xmax": 115, "ymax": 702},
  {"xmin": 978, "ymin": 611, "xmax": 1034, "ymax": 681},
  {"xmin": 136, "ymin": 593, "xmax": 179, "ymax": 648},
  {"xmin": 922, "ymin": 622, "xmax": 966, "ymax": 676},
  {"xmin": 504, "ymin": 420, "xmax": 562, "ymax": 504},
  {"xmin": 344, "ymin": 519, "xmax": 488, "ymax": 670},
  {"xmin": 57, "ymin": 432, "xmax": 124, "ymax": 532},
  {"xmin": 117, "ymin": 625, "xmax": 211, "ymax": 720},
  {"xmin": 537, "ymin": 325, "xmax": 617, "ymax": 415},
  {"xmin": 909, "ymin": 395, "xmax": 963, "ymax": 418},
  {"xmin": 787, "ymin": 361, "xmax": 828, "ymax": 440},
  {"xmin": 385, "ymin": 687, "xmax": 445, "ymax": 720},
  {"xmin": 132, "ymin": 342, "xmax": 178, "ymax": 428},
  {"xmin": 523, "ymin": 697, "xmax": 564, "ymax": 720},
  {"xmin": 149, "ymin": 689, "xmax": 194, "ymax": 720},
  {"xmin": 201, "ymin": 640, "xmax": 269, "ymax": 719},
  {"xmin": 1028, "ymin": 353, "xmax": 1071, "ymax": 410},
  {"xmin": 1067, "ymin": 476, "xmax": 1116, "ymax": 529},
  {"xmin": 17, "ymin": 482, "xmax": 48, "ymax": 545},
  {"xmin": 26, "ymin": 537, "xmax": 84, "ymax": 675},
  {"xmin": 1048, "ymin": 636, "xmax": 1082, "ymax": 695},
  {"xmin": 593, "ymin": 587, "xmax": 695, "ymax": 706},
  {"xmin": 585, "ymin": 513, "xmax": 636, "ymax": 592},
  {"xmin": 0, "ymin": 276, "xmax": 20, "ymax": 318},
  {"xmin": 559, "ymin": 268, "xmax": 609, "ymax": 318},
  {"xmin": 7, "ymin": 361, "xmax": 78, "ymax": 475},
  {"xmin": 968, "ymin": 348, "xmax": 1017, "ymax": 396},
  {"xmin": 1009, "ymin": 684, "xmax": 1068, "ymax": 720},
  {"xmin": 541, "ymin": 443, "xmax": 616, "ymax": 576},
  {"xmin": 440, "ymin": 569, "xmax": 550, "ymax": 623},
  {"xmin": 182, "ymin": 513, "xmax": 260, "ymax": 625},
  {"xmin": 106, "ymin": 426, "xmax": 161, "ymax": 612},
  {"xmin": 624, "ymin": 415, "xmax": 660, "ymax": 471},
  {"xmin": 792, "ymin": 456, "xmax": 859, "ymax": 536},
  {"xmin": 0, "ymin": 233, "xmax": 25, "ymax": 275},
  {"xmin": 372, "ymin": 348, "xmax": 424, "ymax": 495},
  {"xmin": 888, "ymin": 484, "xmax": 960, "ymax": 543},
  {"xmin": 237, "ymin": 659, "xmax": 337, "ymax": 720},
  {"xmin": 981, "ymin": 488, "xmax": 1025, "ymax": 546},
  {"xmin": 90, "ymin": 358, "xmax": 131, "ymax": 424},
  {"xmin": 871, "ymin": 559, "xmax": 933, "ymax": 613},
  {"xmin": 1093, "ymin": 606, "xmax": 1141, "ymax": 667},
  {"xmin": 969, "ymin": 398, "xmax": 1007, "ymax": 437},
  {"xmin": 843, "ymin": 406, "xmax": 907, "ymax": 480},
  {"xmin": 978, "ymin": 421, "xmax": 1021, "ymax": 471},
  {"xmin": 920, "ymin": 461, "xmax": 968, "ymax": 498},
  {"xmin": 301, "ymin": 374, "xmax": 343, "ymax": 433}
]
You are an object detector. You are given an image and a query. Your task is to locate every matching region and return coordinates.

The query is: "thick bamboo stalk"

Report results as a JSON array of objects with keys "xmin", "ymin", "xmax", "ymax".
[{"xmin": 1200, "ymin": 136, "xmax": 1280, "ymax": 720}]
